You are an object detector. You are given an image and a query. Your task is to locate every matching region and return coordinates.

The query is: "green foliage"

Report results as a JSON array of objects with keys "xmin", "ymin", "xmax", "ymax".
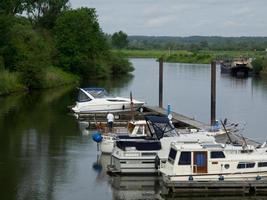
[
  {"xmin": 0, "ymin": 4, "xmax": 133, "ymax": 95},
  {"xmin": 41, "ymin": 67, "xmax": 79, "ymax": 88},
  {"xmin": 54, "ymin": 8, "xmax": 120, "ymax": 78},
  {"xmin": 107, "ymin": 52, "xmax": 134, "ymax": 76},
  {"xmin": 128, "ymin": 36, "xmax": 267, "ymax": 52},
  {"xmin": 0, "ymin": 70, "xmax": 26, "ymax": 95},
  {"xmin": 111, "ymin": 31, "xmax": 129, "ymax": 49},
  {"xmin": 252, "ymin": 57, "xmax": 267, "ymax": 74},
  {"xmin": 24, "ymin": 0, "xmax": 69, "ymax": 29},
  {"xmin": 7, "ymin": 18, "xmax": 52, "ymax": 88},
  {"xmin": 0, "ymin": 56, "xmax": 4, "ymax": 70},
  {"xmin": 0, "ymin": 0, "xmax": 24, "ymax": 15}
]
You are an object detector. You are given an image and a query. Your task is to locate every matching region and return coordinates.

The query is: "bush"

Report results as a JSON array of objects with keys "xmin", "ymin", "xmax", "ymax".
[
  {"xmin": 42, "ymin": 67, "xmax": 79, "ymax": 88},
  {"xmin": 0, "ymin": 70, "xmax": 26, "ymax": 95},
  {"xmin": 252, "ymin": 57, "xmax": 267, "ymax": 74}
]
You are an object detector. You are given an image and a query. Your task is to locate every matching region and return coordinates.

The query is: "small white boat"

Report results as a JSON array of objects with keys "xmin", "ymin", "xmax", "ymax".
[
  {"xmin": 72, "ymin": 88, "xmax": 144, "ymax": 114},
  {"xmin": 160, "ymin": 139, "xmax": 267, "ymax": 184},
  {"xmin": 100, "ymin": 120, "xmax": 149, "ymax": 154}
]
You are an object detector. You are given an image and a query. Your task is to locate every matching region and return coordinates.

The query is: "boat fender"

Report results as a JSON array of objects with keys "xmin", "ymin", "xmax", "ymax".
[
  {"xmin": 155, "ymin": 155, "xmax": 160, "ymax": 169},
  {"xmin": 219, "ymin": 175, "xmax": 224, "ymax": 181},
  {"xmin": 256, "ymin": 175, "xmax": 262, "ymax": 180},
  {"xmin": 92, "ymin": 131, "xmax": 103, "ymax": 143},
  {"xmin": 122, "ymin": 105, "xmax": 125, "ymax": 110},
  {"xmin": 188, "ymin": 175, "xmax": 193, "ymax": 181}
]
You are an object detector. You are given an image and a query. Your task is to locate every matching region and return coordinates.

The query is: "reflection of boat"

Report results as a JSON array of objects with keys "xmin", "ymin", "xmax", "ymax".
[
  {"xmin": 109, "ymin": 175, "xmax": 161, "ymax": 200},
  {"xmin": 108, "ymin": 116, "xmax": 216, "ymax": 174},
  {"xmin": 220, "ymin": 58, "xmax": 253, "ymax": 77},
  {"xmin": 71, "ymin": 88, "xmax": 144, "ymax": 114},
  {"xmin": 160, "ymin": 137, "xmax": 267, "ymax": 193},
  {"xmin": 78, "ymin": 121, "xmax": 89, "ymax": 135},
  {"xmin": 100, "ymin": 120, "xmax": 149, "ymax": 154}
]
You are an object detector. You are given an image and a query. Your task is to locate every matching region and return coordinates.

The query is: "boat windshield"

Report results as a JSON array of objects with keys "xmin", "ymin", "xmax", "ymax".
[
  {"xmin": 145, "ymin": 115, "xmax": 179, "ymax": 139},
  {"xmin": 78, "ymin": 90, "xmax": 91, "ymax": 102},
  {"xmin": 83, "ymin": 88, "xmax": 109, "ymax": 98}
]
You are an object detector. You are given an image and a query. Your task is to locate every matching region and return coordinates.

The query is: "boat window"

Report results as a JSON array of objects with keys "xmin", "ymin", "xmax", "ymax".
[
  {"xmin": 178, "ymin": 152, "xmax": 191, "ymax": 165},
  {"xmin": 237, "ymin": 162, "xmax": 255, "ymax": 169},
  {"xmin": 168, "ymin": 148, "xmax": 177, "ymax": 164},
  {"xmin": 210, "ymin": 151, "xmax": 225, "ymax": 159},
  {"xmin": 258, "ymin": 162, "xmax": 267, "ymax": 167},
  {"xmin": 78, "ymin": 91, "xmax": 91, "ymax": 102}
]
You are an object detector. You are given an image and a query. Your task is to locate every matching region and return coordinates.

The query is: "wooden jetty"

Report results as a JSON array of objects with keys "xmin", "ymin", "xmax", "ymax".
[
  {"xmin": 144, "ymin": 106, "xmax": 207, "ymax": 129},
  {"xmin": 162, "ymin": 180, "xmax": 267, "ymax": 195}
]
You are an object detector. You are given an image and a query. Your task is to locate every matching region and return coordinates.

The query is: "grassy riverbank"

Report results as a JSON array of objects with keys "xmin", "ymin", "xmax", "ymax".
[
  {"xmin": 0, "ymin": 68, "xmax": 78, "ymax": 96},
  {"xmin": 116, "ymin": 49, "xmax": 266, "ymax": 64}
]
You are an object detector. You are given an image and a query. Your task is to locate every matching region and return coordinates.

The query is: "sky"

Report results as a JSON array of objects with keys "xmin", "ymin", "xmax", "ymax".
[{"xmin": 69, "ymin": 0, "xmax": 267, "ymax": 37}]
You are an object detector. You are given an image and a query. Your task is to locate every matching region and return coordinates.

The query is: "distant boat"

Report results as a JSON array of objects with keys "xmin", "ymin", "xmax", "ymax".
[
  {"xmin": 71, "ymin": 88, "xmax": 144, "ymax": 114},
  {"xmin": 220, "ymin": 58, "xmax": 253, "ymax": 77}
]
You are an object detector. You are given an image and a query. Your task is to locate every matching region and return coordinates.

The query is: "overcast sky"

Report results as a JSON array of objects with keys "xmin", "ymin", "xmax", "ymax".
[{"xmin": 69, "ymin": 0, "xmax": 267, "ymax": 37}]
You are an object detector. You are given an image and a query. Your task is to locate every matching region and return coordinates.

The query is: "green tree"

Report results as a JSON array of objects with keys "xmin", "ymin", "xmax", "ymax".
[
  {"xmin": 111, "ymin": 31, "xmax": 129, "ymax": 49},
  {"xmin": 0, "ymin": 0, "xmax": 25, "ymax": 15},
  {"xmin": 8, "ymin": 18, "xmax": 51, "ymax": 88},
  {"xmin": 54, "ymin": 8, "xmax": 109, "ymax": 77},
  {"xmin": 24, "ymin": 0, "xmax": 69, "ymax": 29}
]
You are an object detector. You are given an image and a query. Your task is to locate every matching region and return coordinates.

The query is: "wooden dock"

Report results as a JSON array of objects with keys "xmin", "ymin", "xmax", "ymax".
[
  {"xmin": 144, "ymin": 106, "xmax": 208, "ymax": 129},
  {"xmin": 162, "ymin": 180, "xmax": 267, "ymax": 195},
  {"xmin": 74, "ymin": 105, "xmax": 261, "ymax": 147}
]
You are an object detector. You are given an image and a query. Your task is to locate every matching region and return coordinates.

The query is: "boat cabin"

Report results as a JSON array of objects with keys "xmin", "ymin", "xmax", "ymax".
[{"xmin": 161, "ymin": 141, "xmax": 267, "ymax": 182}]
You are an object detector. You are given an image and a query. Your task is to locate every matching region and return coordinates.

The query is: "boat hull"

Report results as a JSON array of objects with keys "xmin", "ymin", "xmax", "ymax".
[
  {"xmin": 109, "ymin": 154, "xmax": 158, "ymax": 174},
  {"xmin": 72, "ymin": 102, "xmax": 144, "ymax": 114}
]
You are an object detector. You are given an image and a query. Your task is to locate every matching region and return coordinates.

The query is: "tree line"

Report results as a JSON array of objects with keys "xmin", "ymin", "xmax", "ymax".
[
  {"xmin": 127, "ymin": 35, "xmax": 267, "ymax": 51},
  {"xmin": 0, "ymin": 0, "xmax": 133, "ymax": 92}
]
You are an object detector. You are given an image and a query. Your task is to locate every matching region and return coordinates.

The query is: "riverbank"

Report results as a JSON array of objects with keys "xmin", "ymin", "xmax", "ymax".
[
  {"xmin": 116, "ymin": 49, "xmax": 265, "ymax": 64},
  {"xmin": 0, "ymin": 67, "xmax": 79, "ymax": 96}
]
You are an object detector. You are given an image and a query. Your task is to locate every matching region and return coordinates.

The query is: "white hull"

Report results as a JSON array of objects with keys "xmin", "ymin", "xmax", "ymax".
[
  {"xmin": 163, "ymin": 171, "xmax": 267, "ymax": 183},
  {"xmin": 100, "ymin": 139, "xmax": 114, "ymax": 154},
  {"xmin": 111, "ymin": 155, "xmax": 157, "ymax": 174},
  {"xmin": 73, "ymin": 100, "xmax": 144, "ymax": 114}
]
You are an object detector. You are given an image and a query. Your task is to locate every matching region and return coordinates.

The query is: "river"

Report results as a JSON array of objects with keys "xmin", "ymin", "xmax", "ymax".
[{"xmin": 0, "ymin": 58, "xmax": 267, "ymax": 200}]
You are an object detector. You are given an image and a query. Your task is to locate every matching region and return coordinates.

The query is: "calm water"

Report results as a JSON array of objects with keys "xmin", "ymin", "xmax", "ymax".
[{"xmin": 0, "ymin": 58, "xmax": 267, "ymax": 200}]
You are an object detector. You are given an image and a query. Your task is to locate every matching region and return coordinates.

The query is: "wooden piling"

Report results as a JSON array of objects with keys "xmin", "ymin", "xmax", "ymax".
[
  {"xmin": 159, "ymin": 57, "xmax": 163, "ymax": 108},
  {"xmin": 211, "ymin": 60, "xmax": 216, "ymax": 126}
]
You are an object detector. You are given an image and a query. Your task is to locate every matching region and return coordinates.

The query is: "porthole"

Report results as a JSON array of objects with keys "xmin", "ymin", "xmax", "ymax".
[{"xmin": 224, "ymin": 164, "xmax": 230, "ymax": 169}]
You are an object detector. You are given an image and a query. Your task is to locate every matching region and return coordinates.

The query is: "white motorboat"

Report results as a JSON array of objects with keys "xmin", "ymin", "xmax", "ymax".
[
  {"xmin": 160, "ymin": 139, "xmax": 267, "ymax": 184},
  {"xmin": 100, "ymin": 120, "xmax": 149, "ymax": 154},
  {"xmin": 71, "ymin": 88, "xmax": 144, "ymax": 114},
  {"xmin": 107, "ymin": 116, "xmax": 217, "ymax": 174}
]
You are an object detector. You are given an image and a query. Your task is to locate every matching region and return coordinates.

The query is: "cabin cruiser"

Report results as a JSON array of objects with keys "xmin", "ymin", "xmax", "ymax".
[
  {"xmin": 100, "ymin": 120, "xmax": 149, "ymax": 154},
  {"xmin": 71, "ymin": 88, "xmax": 144, "ymax": 113},
  {"xmin": 160, "ymin": 139, "xmax": 267, "ymax": 185},
  {"xmin": 107, "ymin": 116, "xmax": 217, "ymax": 174}
]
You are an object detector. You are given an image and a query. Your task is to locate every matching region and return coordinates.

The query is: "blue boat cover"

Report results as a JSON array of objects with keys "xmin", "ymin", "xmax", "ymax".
[
  {"xmin": 82, "ymin": 87, "xmax": 106, "ymax": 93},
  {"xmin": 145, "ymin": 115, "xmax": 177, "ymax": 140}
]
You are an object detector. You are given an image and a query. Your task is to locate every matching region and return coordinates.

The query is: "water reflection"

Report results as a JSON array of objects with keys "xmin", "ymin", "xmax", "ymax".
[{"xmin": 1, "ymin": 58, "xmax": 267, "ymax": 200}]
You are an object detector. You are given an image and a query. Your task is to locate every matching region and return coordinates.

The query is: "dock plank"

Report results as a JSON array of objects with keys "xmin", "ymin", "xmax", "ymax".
[{"xmin": 144, "ymin": 106, "xmax": 208, "ymax": 129}]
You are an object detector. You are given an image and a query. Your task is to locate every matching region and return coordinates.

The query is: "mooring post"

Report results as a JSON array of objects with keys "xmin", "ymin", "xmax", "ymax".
[
  {"xmin": 211, "ymin": 60, "xmax": 216, "ymax": 126},
  {"xmin": 159, "ymin": 57, "xmax": 163, "ymax": 108}
]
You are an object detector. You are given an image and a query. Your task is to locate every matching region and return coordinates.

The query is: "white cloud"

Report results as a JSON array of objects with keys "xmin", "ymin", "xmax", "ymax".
[{"xmin": 70, "ymin": 0, "xmax": 267, "ymax": 36}]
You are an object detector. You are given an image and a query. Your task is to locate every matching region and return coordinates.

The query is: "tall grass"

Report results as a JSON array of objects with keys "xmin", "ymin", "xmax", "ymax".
[
  {"xmin": 0, "ymin": 70, "xmax": 26, "ymax": 95},
  {"xmin": 41, "ymin": 67, "xmax": 79, "ymax": 88}
]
